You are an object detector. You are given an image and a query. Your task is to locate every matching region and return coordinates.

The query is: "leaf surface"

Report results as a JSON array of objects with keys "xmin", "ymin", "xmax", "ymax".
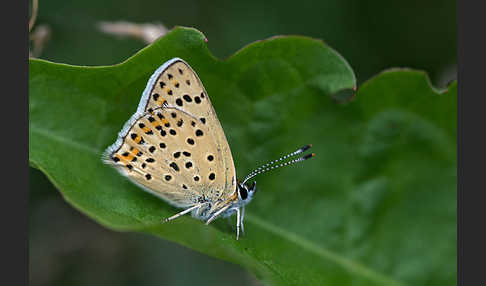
[{"xmin": 29, "ymin": 27, "xmax": 456, "ymax": 285}]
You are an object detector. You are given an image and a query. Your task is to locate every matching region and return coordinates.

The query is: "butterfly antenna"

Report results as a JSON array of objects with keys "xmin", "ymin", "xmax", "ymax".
[
  {"xmin": 245, "ymin": 144, "xmax": 312, "ymax": 178},
  {"xmin": 242, "ymin": 144, "xmax": 315, "ymax": 184}
]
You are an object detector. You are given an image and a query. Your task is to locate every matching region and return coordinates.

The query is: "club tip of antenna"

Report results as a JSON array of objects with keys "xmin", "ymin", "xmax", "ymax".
[
  {"xmin": 302, "ymin": 153, "xmax": 316, "ymax": 160},
  {"xmin": 301, "ymin": 144, "xmax": 312, "ymax": 152}
]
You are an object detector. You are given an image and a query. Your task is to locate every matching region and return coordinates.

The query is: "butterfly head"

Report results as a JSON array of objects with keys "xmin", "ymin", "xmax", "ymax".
[{"xmin": 237, "ymin": 180, "xmax": 257, "ymax": 204}]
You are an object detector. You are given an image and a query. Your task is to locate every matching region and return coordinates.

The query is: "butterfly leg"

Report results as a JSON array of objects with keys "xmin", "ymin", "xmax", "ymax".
[
  {"xmin": 163, "ymin": 203, "xmax": 205, "ymax": 223},
  {"xmin": 240, "ymin": 207, "xmax": 245, "ymax": 236},
  {"xmin": 235, "ymin": 207, "xmax": 241, "ymax": 240},
  {"xmin": 205, "ymin": 205, "xmax": 230, "ymax": 225}
]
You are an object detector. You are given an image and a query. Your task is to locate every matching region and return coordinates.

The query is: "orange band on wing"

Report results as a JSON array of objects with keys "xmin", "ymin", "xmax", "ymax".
[{"xmin": 142, "ymin": 126, "xmax": 151, "ymax": 133}]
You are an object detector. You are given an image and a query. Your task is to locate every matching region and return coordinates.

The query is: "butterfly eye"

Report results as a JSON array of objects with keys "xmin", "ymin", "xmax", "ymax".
[{"xmin": 239, "ymin": 186, "xmax": 248, "ymax": 200}]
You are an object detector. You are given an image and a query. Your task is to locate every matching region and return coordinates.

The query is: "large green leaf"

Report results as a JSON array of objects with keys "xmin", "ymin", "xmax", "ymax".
[{"xmin": 29, "ymin": 27, "xmax": 456, "ymax": 285}]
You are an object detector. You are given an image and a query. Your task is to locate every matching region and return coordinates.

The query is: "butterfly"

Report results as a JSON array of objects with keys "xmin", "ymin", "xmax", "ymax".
[{"xmin": 102, "ymin": 58, "xmax": 314, "ymax": 240}]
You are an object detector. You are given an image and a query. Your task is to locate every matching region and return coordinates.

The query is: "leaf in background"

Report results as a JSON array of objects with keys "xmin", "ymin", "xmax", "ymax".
[{"xmin": 29, "ymin": 27, "xmax": 456, "ymax": 285}]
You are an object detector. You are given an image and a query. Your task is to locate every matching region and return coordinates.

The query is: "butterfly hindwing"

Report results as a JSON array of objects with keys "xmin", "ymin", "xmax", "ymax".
[{"xmin": 104, "ymin": 58, "xmax": 237, "ymax": 207}]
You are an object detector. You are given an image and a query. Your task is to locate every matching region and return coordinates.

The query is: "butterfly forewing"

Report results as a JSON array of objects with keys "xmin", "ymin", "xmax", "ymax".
[{"xmin": 104, "ymin": 58, "xmax": 237, "ymax": 207}]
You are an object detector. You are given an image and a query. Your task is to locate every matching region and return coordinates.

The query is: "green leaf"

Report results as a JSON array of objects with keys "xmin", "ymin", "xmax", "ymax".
[{"xmin": 29, "ymin": 27, "xmax": 456, "ymax": 285}]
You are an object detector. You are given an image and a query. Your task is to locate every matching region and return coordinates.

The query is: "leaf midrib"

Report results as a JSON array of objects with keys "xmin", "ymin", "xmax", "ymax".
[{"xmin": 29, "ymin": 124, "xmax": 407, "ymax": 286}]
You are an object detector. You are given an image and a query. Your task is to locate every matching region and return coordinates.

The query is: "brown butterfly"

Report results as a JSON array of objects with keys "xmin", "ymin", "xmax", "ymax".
[{"xmin": 103, "ymin": 58, "xmax": 314, "ymax": 239}]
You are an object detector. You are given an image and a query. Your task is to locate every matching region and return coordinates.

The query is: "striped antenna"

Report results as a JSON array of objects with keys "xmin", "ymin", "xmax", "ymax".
[
  {"xmin": 244, "ymin": 144, "xmax": 312, "ymax": 179},
  {"xmin": 242, "ymin": 144, "xmax": 314, "ymax": 184}
]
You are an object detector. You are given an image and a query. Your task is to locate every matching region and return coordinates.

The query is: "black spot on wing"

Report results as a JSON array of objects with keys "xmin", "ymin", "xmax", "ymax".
[{"xmin": 169, "ymin": 162, "xmax": 180, "ymax": 172}]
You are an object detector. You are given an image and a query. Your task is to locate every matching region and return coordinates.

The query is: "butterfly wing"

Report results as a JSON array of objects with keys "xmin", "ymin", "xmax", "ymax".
[{"xmin": 103, "ymin": 58, "xmax": 237, "ymax": 208}]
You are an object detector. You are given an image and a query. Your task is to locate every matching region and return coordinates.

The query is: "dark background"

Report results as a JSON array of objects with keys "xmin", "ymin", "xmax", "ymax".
[{"xmin": 29, "ymin": 0, "xmax": 457, "ymax": 285}]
